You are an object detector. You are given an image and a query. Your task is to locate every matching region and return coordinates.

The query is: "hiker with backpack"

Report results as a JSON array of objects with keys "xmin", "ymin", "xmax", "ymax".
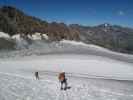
[{"xmin": 58, "ymin": 72, "xmax": 68, "ymax": 90}]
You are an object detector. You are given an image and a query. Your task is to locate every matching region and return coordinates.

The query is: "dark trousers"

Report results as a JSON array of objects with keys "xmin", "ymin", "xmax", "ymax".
[
  {"xmin": 35, "ymin": 72, "xmax": 39, "ymax": 80},
  {"xmin": 60, "ymin": 78, "xmax": 67, "ymax": 90},
  {"xmin": 36, "ymin": 75, "xmax": 39, "ymax": 80}
]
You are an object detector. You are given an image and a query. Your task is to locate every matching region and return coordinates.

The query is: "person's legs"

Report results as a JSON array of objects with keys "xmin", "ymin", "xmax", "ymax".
[
  {"xmin": 64, "ymin": 79, "xmax": 67, "ymax": 90},
  {"xmin": 36, "ymin": 74, "xmax": 39, "ymax": 80},
  {"xmin": 37, "ymin": 75, "xmax": 39, "ymax": 80},
  {"xmin": 61, "ymin": 81, "xmax": 63, "ymax": 90},
  {"xmin": 35, "ymin": 72, "xmax": 39, "ymax": 80}
]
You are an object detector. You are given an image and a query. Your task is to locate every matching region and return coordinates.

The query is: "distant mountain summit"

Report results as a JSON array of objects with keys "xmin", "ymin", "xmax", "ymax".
[{"xmin": 0, "ymin": 6, "xmax": 133, "ymax": 54}]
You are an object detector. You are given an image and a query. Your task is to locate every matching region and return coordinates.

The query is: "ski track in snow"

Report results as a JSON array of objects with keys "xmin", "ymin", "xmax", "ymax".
[{"xmin": 0, "ymin": 72, "xmax": 133, "ymax": 100}]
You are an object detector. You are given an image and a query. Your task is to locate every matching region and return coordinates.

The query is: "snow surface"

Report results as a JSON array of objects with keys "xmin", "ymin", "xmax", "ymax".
[
  {"xmin": 27, "ymin": 32, "xmax": 49, "ymax": 40},
  {"xmin": 31, "ymin": 32, "xmax": 42, "ymax": 40},
  {"xmin": 60, "ymin": 40, "xmax": 89, "ymax": 47},
  {"xmin": 0, "ymin": 39, "xmax": 133, "ymax": 64},
  {"xmin": 0, "ymin": 54, "xmax": 133, "ymax": 100},
  {"xmin": 0, "ymin": 38, "xmax": 133, "ymax": 100},
  {"xmin": 60, "ymin": 40, "xmax": 133, "ymax": 57},
  {"xmin": 0, "ymin": 72, "xmax": 133, "ymax": 100},
  {"xmin": 0, "ymin": 54, "xmax": 133, "ymax": 80},
  {"xmin": 60, "ymin": 39, "xmax": 112, "ymax": 54},
  {"xmin": 12, "ymin": 34, "xmax": 21, "ymax": 41},
  {"xmin": 11, "ymin": 33, "xmax": 49, "ymax": 41},
  {"xmin": 42, "ymin": 33, "xmax": 49, "ymax": 40},
  {"xmin": 0, "ymin": 32, "xmax": 10, "ymax": 38},
  {"xmin": 12, "ymin": 34, "xmax": 29, "ymax": 49}
]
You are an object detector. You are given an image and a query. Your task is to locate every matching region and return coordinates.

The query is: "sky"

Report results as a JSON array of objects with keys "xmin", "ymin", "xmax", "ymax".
[{"xmin": 0, "ymin": 0, "xmax": 133, "ymax": 27}]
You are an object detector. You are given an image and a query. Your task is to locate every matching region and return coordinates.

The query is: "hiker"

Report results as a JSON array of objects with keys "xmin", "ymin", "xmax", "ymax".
[
  {"xmin": 58, "ymin": 72, "xmax": 67, "ymax": 90},
  {"xmin": 35, "ymin": 71, "xmax": 39, "ymax": 80}
]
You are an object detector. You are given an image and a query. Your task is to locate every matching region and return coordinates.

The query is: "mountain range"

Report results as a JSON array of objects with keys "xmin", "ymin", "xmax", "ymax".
[{"xmin": 0, "ymin": 6, "xmax": 133, "ymax": 54}]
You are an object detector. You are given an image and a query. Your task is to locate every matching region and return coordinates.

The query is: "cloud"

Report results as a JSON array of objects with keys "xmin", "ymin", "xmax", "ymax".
[{"xmin": 118, "ymin": 11, "xmax": 125, "ymax": 16}]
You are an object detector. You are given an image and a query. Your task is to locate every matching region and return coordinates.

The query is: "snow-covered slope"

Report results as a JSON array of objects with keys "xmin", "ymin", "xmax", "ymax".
[
  {"xmin": 0, "ymin": 54, "xmax": 133, "ymax": 100},
  {"xmin": 0, "ymin": 54, "xmax": 133, "ymax": 80},
  {"xmin": 11, "ymin": 34, "xmax": 29, "ymax": 49},
  {"xmin": 0, "ymin": 39, "xmax": 133, "ymax": 64},
  {"xmin": 0, "ymin": 72, "xmax": 133, "ymax": 100},
  {"xmin": 11, "ymin": 32, "xmax": 49, "ymax": 41},
  {"xmin": 60, "ymin": 40, "xmax": 133, "ymax": 57},
  {"xmin": 0, "ymin": 39, "xmax": 133, "ymax": 100},
  {"xmin": 27, "ymin": 32, "xmax": 49, "ymax": 40},
  {"xmin": 0, "ymin": 32, "xmax": 10, "ymax": 38}
]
